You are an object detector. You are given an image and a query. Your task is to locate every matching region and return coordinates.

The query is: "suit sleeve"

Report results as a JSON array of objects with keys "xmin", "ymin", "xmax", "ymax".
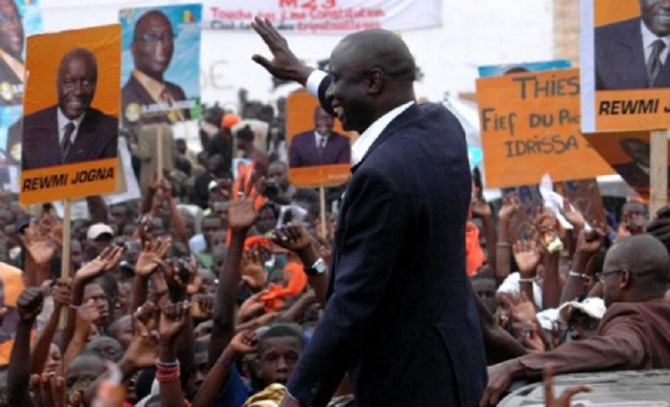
[
  {"xmin": 518, "ymin": 314, "xmax": 647, "ymax": 379},
  {"xmin": 289, "ymin": 137, "xmax": 302, "ymax": 168},
  {"xmin": 287, "ymin": 168, "xmax": 409, "ymax": 406}
]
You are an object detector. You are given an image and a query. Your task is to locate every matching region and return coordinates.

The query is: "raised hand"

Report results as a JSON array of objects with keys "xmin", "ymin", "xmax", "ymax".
[
  {"xmin": 513, "ymin": 239, "xmax": 541, "ymax": 277},
  {"xmin": 17, "ymin": 287, "xmax": 44, "ymax": 322},
  {"xmin": 273, "ymin": 225, "xmax": 312, "ymax": 253},
  {"xmin": 133, "ymin": 301, "xmax": 159, "ymax": 333},
  {"xmin": 226, "ymin": 329, "xmax": 260, "ymax": 356},
  {"xmin": 543, "ymin": 364, "xmax": 590, "ymax": 407},
  {"xmin": 159, "ymin": 300, "xmax": 190, "ymax": 343},
  {"xmin": 162, "ymin": 256, "xmax": 197, "ymax": 294},
  {"xmin": 236, "ymin": 292, "xmax": 266, "ymax": 324},
  {"xmin": 135, "ymin": 237, "xmax": 173, "ymax": 277},
  {"xmin": 499, "ymin": 194, "xmax": 521, "ymax": 221},
  {"xmin": 191, "ymin": 293, "xmax": 214, "ymax": 321},
  {"xmin": 52, "ymin": 278, "xmax": 72, "ymax": 308},
  {"xmin": 228, "ymin": 173, "xmax": 265, "ymax": 231},
  {"xmin": 20, "ymin": 221, "xmax": 56, "ymax": 266},
  {"xmin": 241, "ymin": 246, "xmax": 268, "ymax": 291},
  {"xmin": 125, "ymin": 309, "xmax": 160, "ymax": 368},
  {"xmin": 31, "ymin": 373, "xmax": 66, "ymax": 407},
  {"xmin": 561, "ymin": 198, "xmax": 585, "ymax": 230},
  {"xmin": 74, "ymin": 246, "xmax": 124, "ymax": 283},
  {"xmin": 75, "ymin": 299, "xmax": 100, "ymax": 337},
  {"xmin": 250, "ymin": 17, "xmax": 312, "ymax": 84},
  {"xmin": 576, "ymin": 228, "xmax": 605, "ymax": 255},
  {"xmin": 471, "ymin": 198, "xmax": 492, "ymax": 219}
]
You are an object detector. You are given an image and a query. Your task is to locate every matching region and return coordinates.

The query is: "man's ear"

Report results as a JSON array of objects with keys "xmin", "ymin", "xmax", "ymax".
[
  {"xmin": 366, "ymin": 68, "xmax": 384, "ymax": 95},
  {"xmin": 620, "ymin": 269, "xmax": 633, "ymax": 290}
]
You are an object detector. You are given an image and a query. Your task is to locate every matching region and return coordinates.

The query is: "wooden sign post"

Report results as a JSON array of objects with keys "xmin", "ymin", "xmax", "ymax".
[{"xmin": 650, "ymin": 130, "xmax": 668, "ymax": 214}]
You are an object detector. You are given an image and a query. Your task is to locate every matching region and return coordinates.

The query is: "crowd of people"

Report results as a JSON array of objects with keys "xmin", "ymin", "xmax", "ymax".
[{"xmin": 1, "ymin": 17, "xmax": 670, "ymax": 407}]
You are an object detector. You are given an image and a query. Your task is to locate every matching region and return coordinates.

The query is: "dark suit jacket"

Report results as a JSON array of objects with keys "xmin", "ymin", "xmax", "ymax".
[
  {"xmin": 595, "ymin": 18, "xmax": 670, "ymax": 90},
  {"xmin": 287, "ymin": 77, "xmax": 487, "ymax": 407},
  {"xmin": 121, "ymin": 74, "xmax": 191, "ymax": 129},
  {"xmin": 612, "ymin": 162, "xmax": 670, "ymax": 188},
  {"xmin": 519, "ymin": 300, "xmax": 670, "ymax": 378},
  {"xmin": 289, "ymin": 130, "xmax": 350, "ymax": 167},
  {"xmin": 16, "ymin": 105, "xmax": 117, "ymax": 170}
]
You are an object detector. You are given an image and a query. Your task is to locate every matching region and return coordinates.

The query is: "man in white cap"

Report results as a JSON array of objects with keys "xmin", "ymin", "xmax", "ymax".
[{"xmin": 558, "ymin": 297, "xmax": 606, "ymax": 343}]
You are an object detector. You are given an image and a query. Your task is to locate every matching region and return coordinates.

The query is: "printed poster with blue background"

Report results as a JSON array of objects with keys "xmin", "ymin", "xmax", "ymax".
[
  {"xmin": 119, "ymin": 4, "xmax": 201, "ymax": 133},
  {"xmin": 0, "ymin": 0, "xmax": 42, "ymax": 193}
]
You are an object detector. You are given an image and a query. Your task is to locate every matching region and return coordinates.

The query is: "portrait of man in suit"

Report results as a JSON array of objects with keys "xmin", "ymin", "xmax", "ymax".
[
  {"xmin": 0, "ymin": 0, "xmax": 24, "ymax": 106},
  {"xmin": 18, "ymin": 47, "xmax": 117, "ymax": 170},
  {"xmin": 596, "ymin": 0, "xmax": 670, "ymax": 90},
  {"xmin": 613, "ymin": 137, "xmax": 670, "ymax": 187},
  {"xmin": 289, "ymin": 106, "xmax": 350, "ymax": 168},
  {"xmin": 121, "ymin": 10, "xmax": 190, "ymax": 128}
]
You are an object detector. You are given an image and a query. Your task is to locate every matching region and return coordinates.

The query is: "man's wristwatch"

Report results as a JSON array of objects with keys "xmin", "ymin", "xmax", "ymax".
[{"xmin": 305, "ymin": 257, "xmax": 327, "ymax": 276}]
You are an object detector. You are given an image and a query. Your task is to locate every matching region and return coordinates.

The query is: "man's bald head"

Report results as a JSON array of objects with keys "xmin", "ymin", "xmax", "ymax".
[
  {"xmin": 332, "ymin": 29, "xmax": 416, "ymax": 84},
  {"xmin": 0, "ymin": 0, "xmax": 23, "ymax": 59},
  {"xmin": 326, "ymin": 29, "xmax": 417, "ymax": 133},
  {"xmin": 602, "ymin": 234, "xmax": 669, "ymax": 306}
]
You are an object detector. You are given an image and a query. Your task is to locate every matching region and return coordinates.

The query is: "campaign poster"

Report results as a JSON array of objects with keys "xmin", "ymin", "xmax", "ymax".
[
  {"xmin": 285, "ymin": 90, "xmax": 350, "ymax": 187},
  {"xmin": 478, "ymin": 60, "xmax": 572, "ymax": 78},
  {"xmin": 581, "ymin": 0, "xmax": 670, "ymax": 132},
  {"xmin": 119, "ymin": 4, "xmax": 201, "ymax": 132},
  {"xmin": 19, "ymin": 24, "xmax": 121, "ymax": 205},
  {"xmin": 0, "ymin": 0, "xmax": 42, "ymax": 193}
]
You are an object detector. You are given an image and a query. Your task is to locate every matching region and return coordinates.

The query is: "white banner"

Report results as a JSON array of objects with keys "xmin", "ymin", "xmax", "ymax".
[{"xmin": 203, "ymin": 0, "xmax": 442, "ymax": 34}]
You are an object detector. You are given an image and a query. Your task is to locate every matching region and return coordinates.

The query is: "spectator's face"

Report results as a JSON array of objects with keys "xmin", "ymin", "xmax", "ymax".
[
  {"xmin": 565, "ymin": 311, "xmax": 600, "ymax": 343},
  {"xmin": 70, "ymin": 240, "xmax": 83, "ymax": 269},
  {"xmin": 66, "ymin": 355, "xmax": 105, "ymax": 404},
  {"xmin": 267, "ymin": 163, "xmax": 289, "ymax": 189},
  {"xmin": 84, "ymin": 283, "xmax": 110, "ymax": 328},
  {"xmin": 57, "ymin": 53, "xmax": 97, "ymax": 120},
  {"xmin": 44, "ymin": 343, "xmax": 61, "ymax": 375},
  {"xmin": 201, "ymin": 218, "xmax": 222, "ymax": 248},
  {"xmin": 472, "ymin": 278, "xmax": 497, "ymax": 314},
  {"xmin": 641, "ymin": 0, "xmax": 670, "ymax": 37},
  {"xmin": 314, "ymin": 107, "xmax": 334, "ymax": 136},
  {"xmin": 198, "ymin": 268, "xmax": 217, "ymax": 295},
  {"xmin": 0, "ymin": 0, "xmax": 23, "ymax": 59},
  {"xmin": 620, "ymin": 139, "xmax": 650, "ymax": 167},
  {"xmin": 110, "ymin": 316, "xmax": 133, "ymax": 348},
  {"xmin": 109, "ymin": 206, "xmax": 129, "ymax": 231},
  {"xmin": 211, "ymin": 231, "xmax": 227, "ymax": 248},
  {"xmin": 601, "ymin": 257, "xmax": 625, "ymax": 307},
  {"xmin": 211, "ymin": 202, "xmax": 229, "ymax": 227},
  {"xmin": 256, "ymin": 206, "xmax": 277, "ymax": 235},
  {"xmin": 132, "ymin": 12, "xmax": 174, "ymax": 79},
  {"xmin": 256, "ymin": 337, "xmax": 303, "ymax": 384}
]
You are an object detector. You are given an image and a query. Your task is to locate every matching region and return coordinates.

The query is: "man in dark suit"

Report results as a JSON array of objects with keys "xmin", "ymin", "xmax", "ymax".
[
  {"xmin": 613, "ymin": 137, "xmax": 670, "ymax": 188},
  {"xmin": 0, "ymin": 0, "xmax": 24, "ymax": 106},
  {"xmin": 18, "ymin": 48, "xmax": 117, "ymax": 170},
  {"xmin": 289, "ymin": 106, "xmax": 350, "ymax": 168},
  {"xmin": 252, "ymin": 18, "xmax": 486, "ymax": 407},
  {"xmin": 596, "ymin": 0, "xmax": 670, "ymax": 90},
  {"xmin": 121, "ymin": 10, "xmax": 190, "ymax": 128}
]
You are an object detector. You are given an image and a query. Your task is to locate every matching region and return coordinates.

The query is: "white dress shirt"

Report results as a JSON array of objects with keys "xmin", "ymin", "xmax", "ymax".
[
  {"xmin": 56, "ymin": 108, "xmax": 85, "ymax": 146},
  {"xmin": 305, "ymin": 69, "xmax": 414, "ymax": 165},
  {"xmin": 641, "ymin": 21, "xmax": 670, "ymax": 64}
]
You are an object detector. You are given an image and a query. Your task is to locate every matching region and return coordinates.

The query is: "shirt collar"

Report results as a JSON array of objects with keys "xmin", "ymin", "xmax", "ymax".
[
  {"xmin": 351, "ymin": 101, "xmax": 414, "ymax": 166},
  {"xmin": 57, "ymin": 107, "xmax": 85, "ymax": 132},
  {"xmin": 641, "ymin": 20, "xmax": 670, "ymax": 50}
]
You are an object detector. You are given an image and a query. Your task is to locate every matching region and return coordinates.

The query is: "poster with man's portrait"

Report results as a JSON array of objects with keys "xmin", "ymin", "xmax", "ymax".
[
  {"xmin": 119, "ymin": 4, "xmax": 201, "ymax": 132},
  {"xmin": 19, "ymin": 24, "xmax": 120, "ymax": 205},
  {"xmin": 581, "ymin": 0, "xmax": 670, "ymax": 132},
  {"xmin": 0, "ymin": 0, "xmax": 42, "ymax": 193}
]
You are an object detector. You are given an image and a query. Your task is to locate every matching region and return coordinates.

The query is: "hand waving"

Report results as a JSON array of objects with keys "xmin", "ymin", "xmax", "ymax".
[
  {"xmin": 513, "ymin": 239, "xmax": 541, "ymax": 277},
  {"xmin": 499, "ymin": 194, "xmax": 521, "ymax": 221},
  {"xmin": 228, "ymin": 173, "xmax": 266, "ymax": 231},
  {"xmin": 74, "ymin": 246, "xmax": 124, "ymax": 283},
  {"xmin": 135, "ymin": 237, "xmax": 173, "ymax": 277},
  {"xmin": 250, "ymin": 17, "xmax": 312, "ymax": 84}
]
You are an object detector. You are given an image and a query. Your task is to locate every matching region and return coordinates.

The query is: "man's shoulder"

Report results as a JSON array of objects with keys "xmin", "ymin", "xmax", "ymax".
[
  {"xmin": 601, "ymin": 300, "xmax": 670, "ymax": 327},
  {"xmin": 165, "ymin": 80, "xmax": 187, "ymax": 99},
  {"xmin": 291, "ymin": 131, "xmax": 312, "ymax": 143},
  {"xmin": 23, "ymin": 105, "xmax": 56, "ymax": 124},
  {"xmin": 84, "ymin": 107, "xmax": 118, "ymax": 133},
  {"xmin": 596, "ymin": 17, "xmax": 639, "ymax": 37}
]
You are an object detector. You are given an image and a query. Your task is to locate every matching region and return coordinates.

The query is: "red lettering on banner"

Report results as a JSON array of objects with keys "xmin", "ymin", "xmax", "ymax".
[
  {"xmin": 280, "ymin": 0, "xmax": 298, "ymax": 7},
  {"xmin": 209, "ymin": 7, "xmax": 253, "ymax": 20},
  {"xmin": 300, "ymin": 0, "xmax": 317, "ymax": 10}
]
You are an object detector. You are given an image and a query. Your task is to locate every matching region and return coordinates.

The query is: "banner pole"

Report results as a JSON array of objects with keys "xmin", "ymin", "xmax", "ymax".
[
  {"xmin": 650, "ymin": 129, "xmax": 668, "ymax": 215},
  {"xmin": 157, "ymin": 124, "xmax": 164, "ymax": 182},
  {"xmin": 59, "ymin": 199, "xmax": 71, "ymax": 331},
  {"xmin": 319, "ymin": 185, "xmax": 327, "ymax": 240}
]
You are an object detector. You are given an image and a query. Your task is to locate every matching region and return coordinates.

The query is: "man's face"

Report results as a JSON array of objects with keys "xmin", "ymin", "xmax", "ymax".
[
  {"xmin": 565, "ymin": 311, "xmax": 600, "ymax": 343},
  {"xmin": 86, "ymin": 337, "xmax": 124, "ymax": 362},
  {"xmin": 621, "ymin": 139, "xmax": 650, "ymax": 167},
  {"xmin": 325, "ymin": 41, "xmax": 374, "ymax": 133},
  {"xmin": 201, "ymin": 218, "xmax": 222, "ymax": 248},
  {"xmin": 70, "ymin": 241, "xmax": 83, "ymax": 269},
  {"xmin": 0, "ymin": 0, "xmax": 23, "ymax": 59},
  {"xmin": 472, "ymin": 278, "xmax": 497, "ymax": 314},
  {"xmin": 256, "ymin": 337, "xmax": 303, "ymax": 385},
  {"xmin": 267, "ymin": 163, "xmax": 288, "ymax": 189},
  {"xmin": 84, "ymin": 283, "xmax": 109, "ymax": 328},
  {"xmin": 45, "ymin": 343, "xmax": 62, "ymax": 375},
  {"xmin": 131, "ymin": 12, "xmax": 174, "ymax": 79},
  {"xmin": 57, "ymin": 53, "xmax": 97, "ymax": 120},
  {"xmin": 641, "ymin": 0, "xmax": 670, "ymax": 37},
  {"xmin": 314, "ymin": 108, "xmax": 334, "ymax": 136},
  {"xmin": 601, "ymin": 256, "xmax": 624, "ymax": 307}
]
